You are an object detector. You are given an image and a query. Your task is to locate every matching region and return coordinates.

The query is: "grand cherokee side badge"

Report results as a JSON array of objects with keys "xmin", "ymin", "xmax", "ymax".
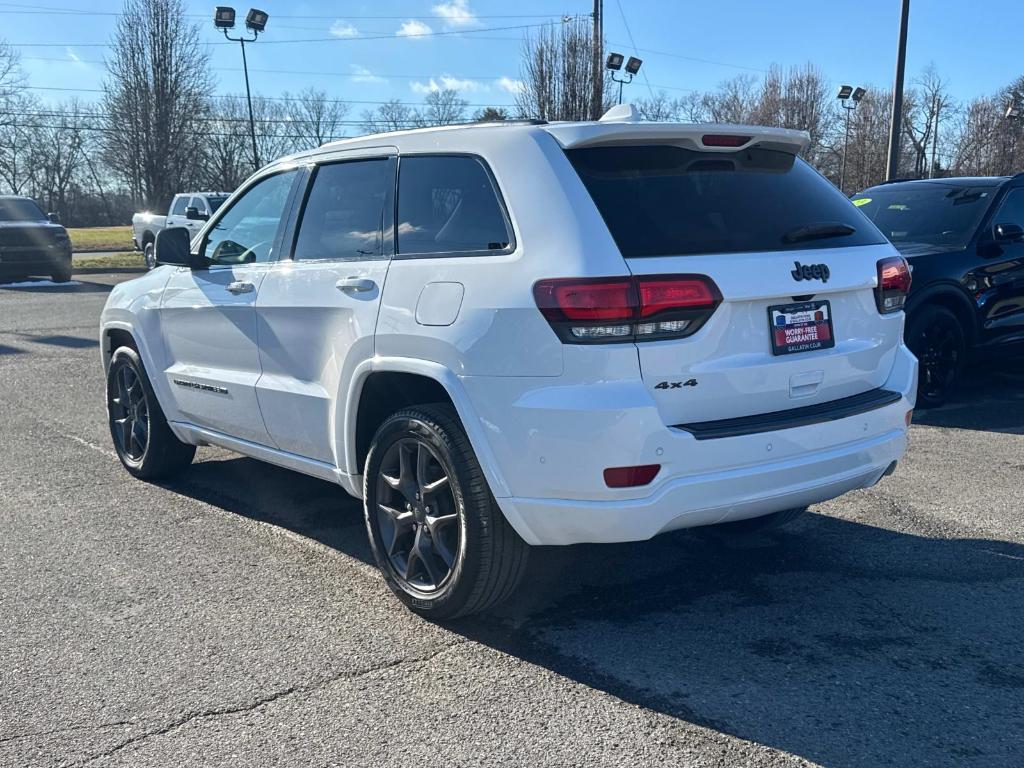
[{"xmin": 791, "ymin": 261, "xmax": 830, "ymax": 283}]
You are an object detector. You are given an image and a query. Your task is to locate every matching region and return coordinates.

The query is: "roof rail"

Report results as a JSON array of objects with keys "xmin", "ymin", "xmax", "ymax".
[
  {"xmin": 471, "ymin": 118, "xmax": 548, "ymax": 126},
  {"xmin": 879, "ymin": 177, "xmax": 919, "ymax": 185}
]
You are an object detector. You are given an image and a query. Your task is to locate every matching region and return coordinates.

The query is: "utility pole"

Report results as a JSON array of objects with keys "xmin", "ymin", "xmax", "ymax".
[
  {"xmin": 592, "ymin": 0, "xmax": 603, "ymax": 120},
  {"xmin": 885, "ymin": 0, "xmax": 910, "ymax": 181}
]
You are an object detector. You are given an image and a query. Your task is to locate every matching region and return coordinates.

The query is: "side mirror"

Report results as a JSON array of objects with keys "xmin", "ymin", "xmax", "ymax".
[
  {"xmin": 47, "ymin": 212, "xmax": 61, "ymax": 224},
  {"xmin": 185, "ymin": 206, "xmax": 208, "ymax": 221},
  {"xmin": 155, "ymin": 226, "xmax": 207, "ymax": 269},
  {"xmin": 994, "ymin": 222, "xmax": 1024, "ymax": 243}
]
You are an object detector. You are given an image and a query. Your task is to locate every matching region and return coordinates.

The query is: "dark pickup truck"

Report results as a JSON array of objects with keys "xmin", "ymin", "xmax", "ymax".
[
  {"xmin": 853, "ymin": 176, "xmax": 1024, "ymax": 407},
  {"xmin": 0, "ymin": 196, "xmax": 73, "ymax": 283}
]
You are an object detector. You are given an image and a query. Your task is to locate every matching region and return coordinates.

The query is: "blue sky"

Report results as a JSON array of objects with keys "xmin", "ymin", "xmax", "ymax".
[{"xmin": 5, "ymin": 0, "xmax": 1023, "ymax": 124}]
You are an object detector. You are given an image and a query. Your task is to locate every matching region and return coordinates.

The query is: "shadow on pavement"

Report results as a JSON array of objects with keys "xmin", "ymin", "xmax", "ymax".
[
  {"xmin": 19, "ymin": 333, "xmax": 99, "ymax": 349},
  {"xmin": 154, "ymin": 364, "xmax": 1024, "ymax": 767},
  {"xmin": 914, "ymin": 358, "xmax": 1024, "ymax": 434},
  {"xmin": 0, "ymin": 278, "xmax": 113, "ymax": 293}
]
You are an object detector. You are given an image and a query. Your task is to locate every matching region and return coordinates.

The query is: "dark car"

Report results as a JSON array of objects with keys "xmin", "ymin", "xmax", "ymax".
[
  {"xmin": 0, "ymin": 196, "xmax": 73, "ymax": 283},
  {"xmin": 852, "ymin": 176, "xmax": 1024, "ymax": 407}
]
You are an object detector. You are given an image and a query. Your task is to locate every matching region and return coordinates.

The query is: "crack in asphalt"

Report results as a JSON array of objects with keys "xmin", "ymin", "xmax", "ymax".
[
  {"xmin": 0, "ymin": 721, "xmax": 136, "ymax": 747},
  {"xmin": 72, "ymin": 640, "xmax": 470, "ymax": 766}
]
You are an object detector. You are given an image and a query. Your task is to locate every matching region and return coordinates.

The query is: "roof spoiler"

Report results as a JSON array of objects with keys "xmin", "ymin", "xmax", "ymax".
[{"xmin": 544, "ymin": 122, "xmax": 810, "ymax": 155}]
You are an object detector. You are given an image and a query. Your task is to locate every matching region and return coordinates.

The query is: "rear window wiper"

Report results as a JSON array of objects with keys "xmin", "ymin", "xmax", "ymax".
[{"xmin": 782, "ymin": 222, "xmax": 856, "ymax": 244}]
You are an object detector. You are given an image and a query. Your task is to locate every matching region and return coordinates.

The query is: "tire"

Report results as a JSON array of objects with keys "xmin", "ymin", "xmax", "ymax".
[
  {"xmin": 905, "ymin": 305, "xmax": 966, "ymax": 409},
  {"xmin": 106, "ymin": 346, "xmax": 195, "ymax": 480},
  {"xmin": 143, "ymin": 240, "xmax": 156, "ymax": 270},
  {"xmin": 699, "ymin": 507, "xmax": 807, "ymax": 539},
  {"xmin": 363, "ymin": 404, "xmax": 529, "ymax": 619},
  {"xmin": 51, "ymin": 258, "xmax": 72, "ymax": 283}
]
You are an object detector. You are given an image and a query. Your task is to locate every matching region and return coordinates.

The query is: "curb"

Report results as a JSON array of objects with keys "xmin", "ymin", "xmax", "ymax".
[{"xmin": 72, "ymin": 266, "xmax": 147, "ymax": 275}]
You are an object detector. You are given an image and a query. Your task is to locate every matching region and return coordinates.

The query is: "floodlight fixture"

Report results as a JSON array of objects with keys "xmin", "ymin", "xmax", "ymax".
[
  {"xmin": 625, "ymin": 56, "xmax": 643, "ymax": 76},
  {"xmin": 245, "ymin": 8, "xmax": 269, "ymax": 33},
  {"xmin": 213, "ymin": 6, "xmax": 236, "ymax": 29},
  {"xmin": 605, "ymin": 52, "xmax": 624, "ymax": 71},
  {"xmin": 837, "ymin": 85, "xmax": 853, "ymax": 100}
]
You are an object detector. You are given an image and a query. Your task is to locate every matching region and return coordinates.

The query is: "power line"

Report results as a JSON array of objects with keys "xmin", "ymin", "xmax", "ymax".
[
  {"xmin": 7, "ymin": 18, "xmax": 580, "ymax": 48},
  {"xmin": 613, "ymin": 0, "xmax": 655, "ymax": 100},
  {"xmin": 0, "ymin": 3, "xmax": 567, "ymax": 20},
  {"xmin": 16, "ymin": 86, "xmax": 520, "ymax": 109},
  {"xmin": 606, "ymin": 41, "xmax": 768, "ymax": 74}
]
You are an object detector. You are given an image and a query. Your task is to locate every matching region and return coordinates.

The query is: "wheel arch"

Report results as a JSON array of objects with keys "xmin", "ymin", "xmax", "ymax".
[
  {"xmin": 343, "ymin": 358, "xmax": 512, "ymax": 501},
  {"xmin": 907, "ymin": 283, "xmax": 978, "ymax": 346}
]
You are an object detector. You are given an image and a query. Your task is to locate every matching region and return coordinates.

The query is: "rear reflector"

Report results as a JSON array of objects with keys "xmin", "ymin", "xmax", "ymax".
[
  {"xmin": 875, "ymin": 256, "xmax": 912, "ymax": 314},
  {"xmin": 702, "ymin": 134, "xmax": 750, "ymax": 147},
  {"xmin": 603, "ymin": 464, "xmax": 660, "ymax": 488},
  {"xmin": 534, "ymin": 274, "xmax": 721, "ymax": 344}
]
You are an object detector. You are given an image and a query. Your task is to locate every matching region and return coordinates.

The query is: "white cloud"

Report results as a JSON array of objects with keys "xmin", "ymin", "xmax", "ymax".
[
  {"xmin": 329, "ymin": 20, "xmax": 358, "ymax": 38},
  {"xmin": 396, "ymin": 19, "xmax": 433, "ymax": 38},
  {"xmin": 350, "ymin": 65, "xmax": 385, "ymax": 84},
  {"xmin": 432, "ymin": 0, "xmax": 477, "ymax": 28},
  {"xmin": 497, "ymin": 76, "xmax": 524, "ymax": 95},
  {"xmin": 66, "ymin": 47, "xmax": 88, "ymax": 69},
  {"xmin": 411, "ymin": 75, "xmax": 485, "ymax": 94}
]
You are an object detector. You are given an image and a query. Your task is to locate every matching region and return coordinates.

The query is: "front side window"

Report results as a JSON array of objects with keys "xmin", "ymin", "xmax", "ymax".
[
  {"xmin": 293, "ymin": 159, "xmax": 391, "ymax": 261},
  {"xmin": 851, "ymin": 183, "xmax": 996, "ymax": 251},
  {"xmin": 568, "ymin": 145, "xmax": 886, "ymax": 258},
  {"xmin": 203, "ymin": 171, "xmax": 297, "ymax": 265},
  {"xmin": 397, "ymin": 155, "xmax": 512, "ymax": 256},
  {"xmin": 171, "ymin": 196, "xmax": 189, "ymax": 216},
  {"xmin": 993, "ymin": 188, "xmax": 1024, "ymax": 228}
]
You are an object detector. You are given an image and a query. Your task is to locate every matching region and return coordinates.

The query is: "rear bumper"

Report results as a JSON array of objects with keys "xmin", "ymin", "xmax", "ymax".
[
  {"xmin": 500, "ymin": 424, "xmax": 905, "ymax": 545},
  {"xmin": 467, "ymin": 344, "xmax": 917, "ymax": 546}
]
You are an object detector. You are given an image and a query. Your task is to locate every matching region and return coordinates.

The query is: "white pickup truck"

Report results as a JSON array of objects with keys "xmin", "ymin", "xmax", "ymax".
[{"xmin": 132, "ymin": 192, "xmax": 230, "ymax": 268}]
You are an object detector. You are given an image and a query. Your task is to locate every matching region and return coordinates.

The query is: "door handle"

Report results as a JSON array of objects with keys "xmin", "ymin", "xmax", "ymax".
[
  {"xmin": 226, "ymin": 281, "xmax": 255, "ymax": 295},
  {"xmin": 336, "ymin": 276, "xmax": 376, "ymax": 293}
]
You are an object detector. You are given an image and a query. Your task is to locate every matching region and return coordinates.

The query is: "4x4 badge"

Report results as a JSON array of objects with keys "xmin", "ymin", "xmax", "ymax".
[{"xmin": 791, "ymin": 261, "xmax": 830, "ymax": 283}]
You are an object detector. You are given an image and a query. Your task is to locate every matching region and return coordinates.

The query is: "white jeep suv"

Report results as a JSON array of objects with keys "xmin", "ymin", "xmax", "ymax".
[{"xmin": 100, "ymin": 115, "xmax": 916, "ymax": 618}]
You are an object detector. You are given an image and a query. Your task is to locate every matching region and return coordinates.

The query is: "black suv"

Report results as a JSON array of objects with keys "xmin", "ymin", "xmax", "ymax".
[
  {"xmin": 853, "ymin": 176, "xmax": 1024, "ymax": 407},
  {"xmin": 0, "ymin": 196, "xmax": 73, "ymax": 283}
]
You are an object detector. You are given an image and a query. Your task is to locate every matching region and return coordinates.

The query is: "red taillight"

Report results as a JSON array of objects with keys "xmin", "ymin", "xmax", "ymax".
[
  {"xmin": 534, "ymin": 275, "xmax": 721, "ymax": 344},
  {"xmin": 535, "ymin": 278, "xmax": 635, "ymax": 322},
  {"xmin": 604, "ymin": 464, "xmax": 660, "ymax": 488},
  {"xmin": 875, "ymin": 256, "xmax": 911, "ymax": 314},
  {"xmin": 637, "ymin": 277, "xmax": 717, "ymax": 317},
  {"xmin": 701, "ymin": 134, "xmax": 750, "ymax": 148}
]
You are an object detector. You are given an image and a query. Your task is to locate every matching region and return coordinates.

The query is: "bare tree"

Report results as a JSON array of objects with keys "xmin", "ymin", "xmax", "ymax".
[
  {"xmin": 516, "ymin": 19, "xmax": 611, "ymax": 121},
  {"xmin": 101, "ymin": 0, "xmax": 212, "ymax": 209},
  {"xmin": 286, "ymin": 87, "xmax": 350, "ymax": 149},
  {"xmin": 0, "ymin": 39, "xmax": 23, "ymax": 105},
  {"xmin": 418, "ymin": 89, "xmax": 468, "ymax": 126},
  {"xmin": 361, "ymin": 99, "xmax": 418, "ymax": 134},
  {"xmin": 903, "ymin": 66, "xmax": 955, "ymax": 178},
  {"xmin": 0, "ymin": 94, "xmax": 39, "ymax": 194}
]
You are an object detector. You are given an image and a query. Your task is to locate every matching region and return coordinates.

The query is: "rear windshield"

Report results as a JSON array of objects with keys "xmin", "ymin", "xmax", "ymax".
[
  {"xmin": 0, "ymin": 198, "xmax": 45, "ymax": 222},
  {"xmin": 566, "ymin": 145, "xmax": 885, "ymax": 258},
  {"xmin": 851, "ymin": 184, "xmax": 995, "ymax": 251},
  {"xmin": 208, "ymin": 196, "xmax": 228, "ymax": 213}
]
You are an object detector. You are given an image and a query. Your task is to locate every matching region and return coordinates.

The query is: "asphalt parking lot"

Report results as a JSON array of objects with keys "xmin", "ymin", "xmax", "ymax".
[{"xmin": 1, "ymin": 273, "xmax": 1022, "ymax": 768}]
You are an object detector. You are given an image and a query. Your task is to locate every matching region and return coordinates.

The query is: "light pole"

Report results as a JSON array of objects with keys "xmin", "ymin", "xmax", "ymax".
[
  {"xmin": 214, "ymin": 7, "xmax": 269, "ymax": 171},
  {"xmin": 606, "ymin": 53, "xmax": 642, "ymax": 105},
  {"xmin": 837, "ymin": 85, "xmax": 867, "ymax": 193}
]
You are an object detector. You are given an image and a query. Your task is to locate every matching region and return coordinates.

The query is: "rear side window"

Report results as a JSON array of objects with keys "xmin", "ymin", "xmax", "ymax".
[
  {"xmin": 397, "ymin": 155, "xmax": 512, "ymax": 256},
  {"xmin": 566, "ymin": 145, "xmax": 885, "ymax": 258},
  {"xmin": 293, "ymin": 159, "xmax": 392, "ymax": 261}
]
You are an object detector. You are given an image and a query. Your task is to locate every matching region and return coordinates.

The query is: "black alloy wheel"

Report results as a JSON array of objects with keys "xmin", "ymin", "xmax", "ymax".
[
  {"xmin": 363, "ymin": 404, "xmax": 529, "ymax": 618},
  {"xmin": 374, "ymin": 438, "xmax": 461, "ymax": 592},
  {"xmin": 907, "ymin": 305, "xmax": 965, "ymax": 408},
  {"xmin": 109, "ymin": 362, "xmax": 150, "ymax": 462}
]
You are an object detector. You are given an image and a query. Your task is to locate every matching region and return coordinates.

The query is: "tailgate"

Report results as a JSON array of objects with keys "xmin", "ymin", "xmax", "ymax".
[{"xmin": 627, "ymin": 245, "xmax": 902, "ymax": 426}]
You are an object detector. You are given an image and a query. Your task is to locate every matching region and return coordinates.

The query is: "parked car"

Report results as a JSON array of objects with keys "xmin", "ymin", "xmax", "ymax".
[
  {"xmin": 132, "ymin": 192, "xmax": 229, "ymax": 268},
  {"xmin": 852, "ymin": 176, "xmax": 1024, "ymax": 407},
  {"xmin": 101, "ymin": 114, "xmax": 916, "ymax": 618},
  {"xmin": 0, "ymin": 196, "xmax": 72, "ymax": 283}
]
